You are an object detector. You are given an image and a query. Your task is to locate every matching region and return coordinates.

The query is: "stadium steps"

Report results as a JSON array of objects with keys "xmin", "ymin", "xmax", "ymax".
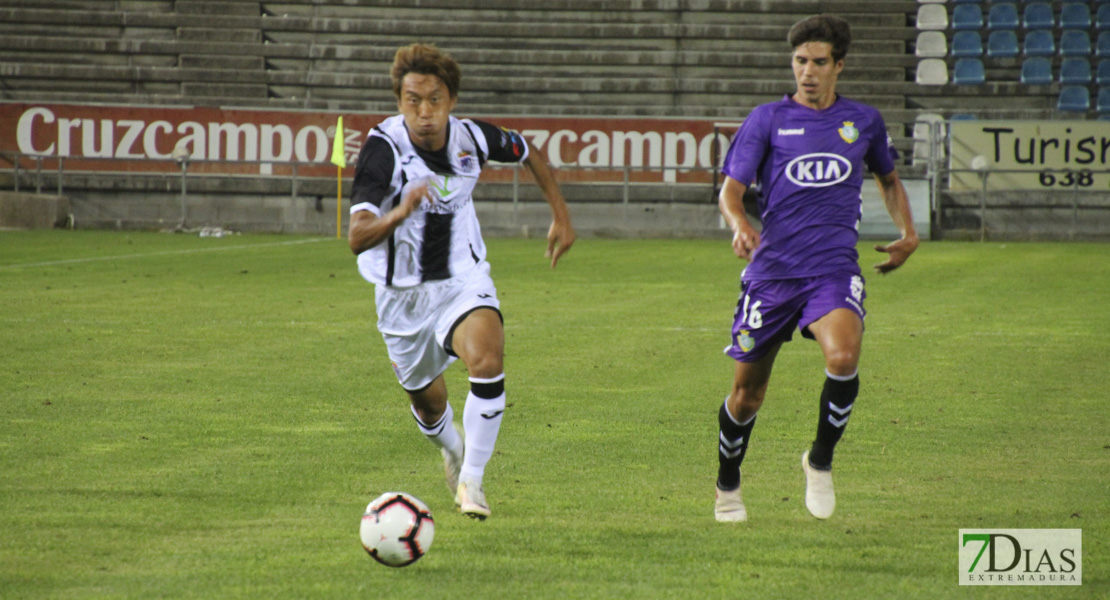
[{"xmin": 0, "ymin": 0, "xmax": 935, "ymax": 176}]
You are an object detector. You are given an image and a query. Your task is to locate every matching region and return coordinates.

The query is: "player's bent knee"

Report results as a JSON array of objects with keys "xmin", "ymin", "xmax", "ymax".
[
  {"xmin": 824, "ymin": 350, "xmax": 859, "ymax": 377},
  {"xmin": 464, "ymin": 353, "xmax": 503, "ymax": 380}
]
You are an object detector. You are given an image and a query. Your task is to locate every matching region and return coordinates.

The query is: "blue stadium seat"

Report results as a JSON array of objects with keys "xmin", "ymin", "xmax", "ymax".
[
  {"xmin": 1099, "ymin": 87, "xmax": 1110, "ymax": 113},
  {"xmin": 1060, "ymin": 31, "xmax": 1091, "ymax": 57},
  {"xmin": 1021, "ymin": 57, "xmax": 1053, "ymax": 84},
  {"xmin": 953, "ymin": 58, "xmax": 986, "ymax": 85},
  {"xmin": 1059, "ymin": 58, "xmax": 1092, "ymax": 84},
  {"xmin": 1098, "ymin": 60, "xmax": 1110, "ymax": 84},
  {"xmin": 1023, "ymin": 3, "xmax": 1054, "ymax": 30},
  {"xmin": 1057, "ymin": 86, "xmax": 1090, "ymax": 111},
  {"xmin": 987, "ymin": 3, "xmax": 1019, "ymax": 29},
  {"xmin": 1100, "ymin": 32, "xmax": 1110, "ymax": 57},
  {"xmin": 953, "ymin": 4, "xmax": 984, "ymax": 30},
  {"xmin": 1060, "ymin": 3, "xmax": 1092, "ymax": 30},
  {"xmin": 1024, "ymin": 30, "xmax": 1055, "ymax": 56},
  {"xmin": 953, "ymin": 31, "xmax": 984, "ymax": 57},
  {"xmin": 987, "ymin": 30, "xmax": 1018, "ymax": 58},
  {"xmin": 1098, "ymin": 5, "xmax": 1110, "ymax": 30}
]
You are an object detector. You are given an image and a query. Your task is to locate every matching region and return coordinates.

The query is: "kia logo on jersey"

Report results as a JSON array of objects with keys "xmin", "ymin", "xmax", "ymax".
[{"xmin": 785, "ymin": 153, "xmax": 852, "ymax": 188}]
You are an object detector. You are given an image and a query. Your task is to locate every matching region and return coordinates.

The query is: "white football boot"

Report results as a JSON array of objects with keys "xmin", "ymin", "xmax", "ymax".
[
  {"xmin": 714, "ymin": 484, "xmax": 748, "ymax": 523},
  {"xmin": 802, "ymin": 450, "xmax": 835, "ymax": 519},
  {"xmin": 456, "ymin": 479, "xmax": 491, "ymax": 520}
]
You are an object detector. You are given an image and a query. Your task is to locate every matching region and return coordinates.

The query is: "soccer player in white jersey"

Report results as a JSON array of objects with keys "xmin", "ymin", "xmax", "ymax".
[
  {"xmin": 713, "ymin": 15, "xmax": 918, "ymax": 522},
  {"xmin": 348, "ymin": 43, "xmax": 575, "ymax": 520}
]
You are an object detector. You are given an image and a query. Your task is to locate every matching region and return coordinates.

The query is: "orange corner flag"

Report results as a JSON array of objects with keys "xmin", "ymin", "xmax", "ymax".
[{"xmin": 330, "ymin": 116, "xmax": 347, "ymax": 168}]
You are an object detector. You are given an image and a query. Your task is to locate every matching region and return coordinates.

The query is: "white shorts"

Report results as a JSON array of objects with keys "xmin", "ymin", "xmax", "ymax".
[{"xmin": 374, "ymin": 262, "xmax": 501, "ymax": 392}]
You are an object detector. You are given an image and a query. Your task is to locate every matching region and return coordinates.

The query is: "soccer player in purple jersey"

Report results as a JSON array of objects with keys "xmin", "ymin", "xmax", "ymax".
[{"xmin": 713, "ymin": 15, "xmax": 918, "ymax": 522}]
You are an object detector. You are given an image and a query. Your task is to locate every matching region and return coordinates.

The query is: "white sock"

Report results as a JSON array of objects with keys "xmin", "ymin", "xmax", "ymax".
[
  {"xmin": 411, "ymin": 402, "xmax": 462, "ymax": 457},
  {"xmin": 460, "ymin": 374, "xmax": 506, "ymax": 485}
]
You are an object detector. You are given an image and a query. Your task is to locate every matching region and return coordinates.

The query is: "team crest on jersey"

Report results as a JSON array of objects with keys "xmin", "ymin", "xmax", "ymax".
[
  {"xmin": 838, "ymin": 121, "xmax": 859, "ymax": 144},
  {"xmin": 457, "ymin": 151, "xmax": 475, "ymax": 172},
  {"xmin": 738, "ymin": 330, "xmax": 755, "ymax": 353}
]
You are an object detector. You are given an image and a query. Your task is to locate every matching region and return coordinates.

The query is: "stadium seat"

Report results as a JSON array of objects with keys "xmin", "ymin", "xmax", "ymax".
[
  {"xmin": 953, "ymin": 58, "xmax": 986, "ymax": 85},
  {"xmin": 1060, "ymin": 31, "xmax": 1091, "ymax": 57},
  {"xmin": 953, "ymin": 31, "xmax": 984, "ymax": 57},
  {"xmin": 915, "ymin": 58, "xmax": 949, "ymax": 85},
  {"xmin": 915, "ymin": 31, "xmax": 948, "ymax": 58},
  {"xmin": 1057, "ymin": 86, "xmax": 1090, "ymax": 111},
  {"xmin": 912, "ymin": 113, "xmax": 945, "ymax": 167},
  {"xmin": 1099, "ymin": 5, "xmax": 1110, "ymax": 30},
  {"xmin": 1098, "ymin": 60, "xmax": 1110, "ymax": 84},
  {"xmin": 1060, "ymin": 3, "xmax": 1092, "ymax": 30},
  {"xmin": 1099, "ymin": 87, "xmax": 1110, "ymax": 113},
  {"xmin": 953, "ymin": 4, "xmax": 984, "ymax": 30},
  {"xmin": 1100, "ymin": 32, "xmax": 1110, "ymax": 57},
  {"xmin": 951, "ymin": 0, "xmax": 982, "ymax": 3},
  {"xmin": 1020, "ymin": 57, "xmax": 1053, "ymax": 84},
  {"xmin": 916, "ymin": 4, "xmax": 948, "ymax": 30},
  {"xmin": 1059, "ymin": 58, "xmax": 1092, "ymax": 84},
  {"xmin": 1024, "ymin": 30, "xmax": 1055, "ymax": 56},
  {"xmin": 1023, "ymin": 3, "xmax": 1054, "ymax": 30},
  {"xmin": 987, "ymin": 30, "xmax": 1018, "ymax": 58},
  {"xmin": 987, "ymin": 3, "xmax": 1019, "ymax": 30}
]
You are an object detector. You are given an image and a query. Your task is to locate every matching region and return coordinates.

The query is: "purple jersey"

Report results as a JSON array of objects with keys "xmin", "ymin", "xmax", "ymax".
[{"xmin": 722, "ymin": 95, "xmax": 898, "ymax": 281}]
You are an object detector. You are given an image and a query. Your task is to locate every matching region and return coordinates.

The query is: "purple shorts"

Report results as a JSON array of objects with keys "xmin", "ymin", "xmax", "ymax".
[{"xmin": 725, "ymin": 271, "xmax": 866, "ymax": 362}]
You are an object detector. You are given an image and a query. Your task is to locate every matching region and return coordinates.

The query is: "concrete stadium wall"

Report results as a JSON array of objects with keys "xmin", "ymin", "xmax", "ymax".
[
  {"xmin": 44, "ymin": 177, "xmax": 934, "ymax": 240},
  {"xmin": 0, "ymin": 191, "xmax": 70, "ymax": 230}
]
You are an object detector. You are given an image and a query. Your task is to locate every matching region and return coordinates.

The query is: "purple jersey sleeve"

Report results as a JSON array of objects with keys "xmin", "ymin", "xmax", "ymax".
[
  {"xmin": 863, "ymin": 114, "xmax": 898, "ymax": 177},
  {"xmin": 721, "ymin": 105, "xmax": 771, "ymax": 186}
]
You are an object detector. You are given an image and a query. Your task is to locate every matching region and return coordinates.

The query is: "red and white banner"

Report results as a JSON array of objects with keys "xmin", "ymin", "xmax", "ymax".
[{"xmin": 1, "ymin": 102, "xmax": 735, "ymax": 184}]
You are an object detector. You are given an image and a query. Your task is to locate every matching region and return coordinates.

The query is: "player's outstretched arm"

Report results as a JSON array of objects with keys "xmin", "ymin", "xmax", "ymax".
[
  {"xmin": 522, "ymin": 141, "xmax": 575, "ymax": 268},
  {"xmin": 348, "ymin": 181, "xmax": 432, "ymax": 255},
  {"xmin": 872, "ymin": 170, "xmax": 919, "ymax": 274},
  {"xmin": 719, "ymin": 176, "xmax": 760, "ymax": 260}
]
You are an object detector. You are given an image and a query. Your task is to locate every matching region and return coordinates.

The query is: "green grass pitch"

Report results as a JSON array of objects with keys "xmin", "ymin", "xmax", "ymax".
[{"xmin": 1, "ymin": 231, "xmax": 1107, "ymax": 599}]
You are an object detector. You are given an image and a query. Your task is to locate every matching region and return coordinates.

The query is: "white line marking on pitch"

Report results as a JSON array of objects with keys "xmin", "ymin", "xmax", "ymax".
[{"xmin": 0, "ymin": 237, "xmax": 332, "ymax": 270}]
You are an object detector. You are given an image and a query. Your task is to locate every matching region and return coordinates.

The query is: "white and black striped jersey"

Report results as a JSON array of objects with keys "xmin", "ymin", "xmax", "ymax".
[{"xmin": 350, "ymin": 114, "xmax": 528, "ymax": 288}]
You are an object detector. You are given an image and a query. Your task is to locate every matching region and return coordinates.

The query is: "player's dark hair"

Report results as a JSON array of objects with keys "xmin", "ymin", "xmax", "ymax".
[
  {"xmin": 787, "ymin": 15, "xmax": 852, "ymax": 62},
  {"xmin": 390, "ymin": 43, "xmax": 461, "ymax": 99}
]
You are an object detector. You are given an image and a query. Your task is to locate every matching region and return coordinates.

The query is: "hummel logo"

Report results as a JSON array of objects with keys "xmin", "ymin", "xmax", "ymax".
[
  {"xmin": 827, "ymin": 402, "xmax": 853, "ymax": 428},
  {"xmin": 778, "ymin": 128, "xmax": 805, "ymax": 136},
  {"xmin": 480, "ymin": 410, "xmax": 504, "ymax": 420}
]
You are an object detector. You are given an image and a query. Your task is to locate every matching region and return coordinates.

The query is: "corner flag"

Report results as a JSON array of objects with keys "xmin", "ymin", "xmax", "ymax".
[
  {"xmin": 331, "ymin": 117, "xmax": 345, "ymax": 238},
  {"xmin": 331, "ymin": 116, "xmax": 347, "ymax": 168}
]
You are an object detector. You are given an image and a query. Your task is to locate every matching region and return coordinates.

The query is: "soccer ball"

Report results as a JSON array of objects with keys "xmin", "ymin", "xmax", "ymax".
[{"xmin": 359, "ymin": 492, "xmax": 435, "ymax": 567}]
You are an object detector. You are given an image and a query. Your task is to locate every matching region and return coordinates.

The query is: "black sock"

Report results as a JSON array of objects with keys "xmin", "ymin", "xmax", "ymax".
[
  {"xmin": 809, "ymin": 371, "xmax": 859, "ymax": 470},
  {"xmin": 717, "ymin": 401, "xmax": 756, "ymax": 491}
]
